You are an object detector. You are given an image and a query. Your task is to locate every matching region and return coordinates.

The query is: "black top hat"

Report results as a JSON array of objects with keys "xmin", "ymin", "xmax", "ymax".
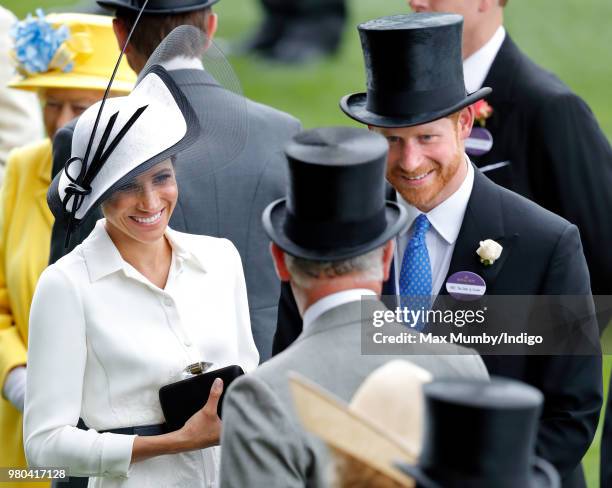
[
  {"xmin": 96, "ymin": 0, "xmax": 219, "ymax": 14},
  {"xmin": 262, "ymin": 127, "xmax": 408, "ymax": 261},
  {"xmin": 341, "ymin": 13, "xmax": 492, "ymax": 128},
  {"xmin": 397, "ymin": 378, "xmax": 560, "ymax": 488}
]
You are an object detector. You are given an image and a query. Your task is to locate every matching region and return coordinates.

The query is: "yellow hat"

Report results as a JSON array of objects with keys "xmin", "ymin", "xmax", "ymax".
[{"xmin": 9, "ymin": 11, "xmax": 135, "ymax": 93}]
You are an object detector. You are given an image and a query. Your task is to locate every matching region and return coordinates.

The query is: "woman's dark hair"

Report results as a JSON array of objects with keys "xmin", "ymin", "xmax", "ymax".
[{"xmin": 115, "ymin": 7, "xmax": 212, "ymax": 60}]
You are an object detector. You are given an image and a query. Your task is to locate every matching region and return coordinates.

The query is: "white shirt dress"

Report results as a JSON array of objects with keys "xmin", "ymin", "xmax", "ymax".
[{"xmin": 24, "ymin": 220, "xmax": 260, "ymax": 487}]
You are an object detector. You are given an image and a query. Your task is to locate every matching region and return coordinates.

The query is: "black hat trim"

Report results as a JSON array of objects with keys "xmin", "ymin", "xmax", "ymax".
[
  {"xmin": 97, "ymin": 0, "xmax": 220, "ymax": 14},
  {"xmin": 340, "ymin": 87, "xmax": 492, "ymax": 129}
]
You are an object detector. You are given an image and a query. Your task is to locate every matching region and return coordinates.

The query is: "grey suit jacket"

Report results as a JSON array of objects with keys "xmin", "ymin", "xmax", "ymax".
[
  {"xmin": 219, "ymin": 299, "xmax": 489, "ymax": 487},
  {"xmin": 49, "ymin": 69, "xmax": 301, "ymax": 361}
]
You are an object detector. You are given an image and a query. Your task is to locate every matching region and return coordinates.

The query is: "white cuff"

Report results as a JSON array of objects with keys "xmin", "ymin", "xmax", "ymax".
[
  {"xmin": 100, "ymin": 432, "xmax": 136, "ymax": 477},
  {"xmin": 3, "ymin": 366, "xmax": 26, "ymax": 412}
]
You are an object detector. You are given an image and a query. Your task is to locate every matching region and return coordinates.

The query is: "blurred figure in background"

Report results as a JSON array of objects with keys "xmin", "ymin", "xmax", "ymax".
[
  {"xmin": 0, "ymin": 6, "xmax": 44, "ymax": 181},
  {"xmin": 0, "ymin": 12, "xmax": 134, "ymax": 486},
  {"xmin": 240, "ymin": 0, "xmax": 347, "ymax": 63}
]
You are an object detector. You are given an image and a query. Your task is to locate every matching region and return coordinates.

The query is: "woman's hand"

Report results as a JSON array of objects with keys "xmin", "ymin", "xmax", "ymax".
[
  {"xmin": 131, "ymin": 378, "xmax": 224, "ymax": 463},
  {"xmin": 176, "ymin": 377, "xmax": 224, "ymax": 450}
]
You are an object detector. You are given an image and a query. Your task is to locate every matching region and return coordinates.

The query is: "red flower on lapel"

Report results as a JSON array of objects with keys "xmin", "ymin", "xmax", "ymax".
[{"xmin": 472, "ymin": 100, "xmax": 494, "ymax": 127}]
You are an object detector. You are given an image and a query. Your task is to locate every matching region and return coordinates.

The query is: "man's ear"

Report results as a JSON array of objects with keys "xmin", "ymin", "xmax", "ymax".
[
  {"xmin": 457, "ymin": 106, "xmax": 475, "ymax": 141},
  {"xmin": 206, "ymin": 13, "xmax": 219, "ymax": 41},
  {"xmin": 382, "ymin": 240, "xmax": 395, "ymax": 282},
  {"xmin": 113, "ymin": 17, "xmax": 146, "ymax": 73},
  {"xmin": 270, "ymin": 243, "xmax": 291, "ymax": 282},
  {"xmin": 112, "ymin": 18, "xmax": 129, "ymax": 53}
]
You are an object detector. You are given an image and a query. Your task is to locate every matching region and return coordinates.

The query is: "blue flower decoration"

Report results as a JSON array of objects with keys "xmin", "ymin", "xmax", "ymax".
[{"xmin": 11, "ymin": 9, "xmax": 72, "ymax": 74}]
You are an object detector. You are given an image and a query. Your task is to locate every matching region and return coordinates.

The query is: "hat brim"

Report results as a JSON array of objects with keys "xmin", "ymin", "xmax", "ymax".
[
  {"xmin": 96, "ymin": 0, "xmax": 220, "ymax": 14},
  {"xmin": 262, "ymin": 199, "xmax": 407, "ymax": 261},
  {"xmin": 340, "ymin": 88, "xmax": 492, "ymax": 129},
  {"xmin": 8, "ymin": 73, "xmax": 133, "ymax": 94},
  {"xmin": 395, "ymin": 457, "xmax": 560, "ymax": 488},
  {"xmin": 289, "ymin": 373, "xmax": 416, "ymax": 487}
]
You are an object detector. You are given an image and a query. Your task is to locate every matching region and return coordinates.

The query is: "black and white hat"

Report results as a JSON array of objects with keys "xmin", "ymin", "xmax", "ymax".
[
  {"xmin": 47, "ymin": 65, "xmax": 198, "ymax": 232},
  {"xmin": 46, "ymin": 0, "xmax": 202, "ymax": 247}
]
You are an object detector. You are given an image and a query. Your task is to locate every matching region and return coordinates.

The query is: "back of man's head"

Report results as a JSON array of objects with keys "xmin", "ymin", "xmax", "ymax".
[
  {"xmin": 284, "ymin": 247, "xmax": 386, "ymax": 291},
  {"xmin": 114, "ymin": 7, "xmax": 214, "ymax": 67}
]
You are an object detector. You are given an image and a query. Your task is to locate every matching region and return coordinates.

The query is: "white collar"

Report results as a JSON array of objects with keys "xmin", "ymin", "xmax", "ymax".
[
  {"xmin": 397, "ymin": 157, "xmax": 474, "ymax": 245},
  {"xmin": 463, "ymin": 26, "xmax": 506, "ymax": 93},
  {"xmin": 82, "ymin": 219, "xmax": 206, "ymax": 282},
  {"xmin": 159, "ymin": 56, "xmax": 205, "ymax": 72},
  {"xmin": 303, "ymin": 289, "xmax": 377, "ymax": 331}
]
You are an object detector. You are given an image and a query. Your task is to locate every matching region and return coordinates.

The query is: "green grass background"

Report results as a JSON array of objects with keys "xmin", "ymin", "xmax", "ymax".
[{"xmin": 4, "ymin": 0, "xmax": 611, "ymax": 485}]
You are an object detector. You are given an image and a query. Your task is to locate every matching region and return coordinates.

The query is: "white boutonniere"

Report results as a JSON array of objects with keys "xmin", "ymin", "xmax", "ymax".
[{"xmin": 476, "ymin": 239, "xmax": 503, "ymax": 266}]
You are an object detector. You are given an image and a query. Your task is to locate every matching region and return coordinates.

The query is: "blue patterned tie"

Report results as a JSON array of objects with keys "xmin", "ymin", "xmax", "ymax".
[{"xmin": 399, "ymin": 214, "xmax": 432, "ymax": 329}]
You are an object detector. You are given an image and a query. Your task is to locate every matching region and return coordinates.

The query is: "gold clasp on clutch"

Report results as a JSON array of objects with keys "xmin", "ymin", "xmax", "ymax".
[{"xmin": 182, "ymin": 361, "xmax": 214, "ymax": 378}]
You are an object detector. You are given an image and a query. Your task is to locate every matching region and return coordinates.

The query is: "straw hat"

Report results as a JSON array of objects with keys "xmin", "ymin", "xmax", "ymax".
[
  {"xmin": 9, "ymin": 11, "xmax": 135, "ymax": 92},
  {"xmin": 289, "ymin": 360, "xmax": 433, "ymax": 487}
]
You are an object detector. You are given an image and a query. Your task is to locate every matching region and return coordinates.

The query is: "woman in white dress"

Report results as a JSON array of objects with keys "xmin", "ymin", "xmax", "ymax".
[{"xmin": 23, "ymin": 65, "xmax": 259, "ymax": 487}]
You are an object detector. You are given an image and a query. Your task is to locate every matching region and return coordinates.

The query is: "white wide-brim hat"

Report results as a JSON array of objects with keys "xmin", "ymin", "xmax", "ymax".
[
  {"xmin": 47, "ymin": 64, "xmax": 199, "ymax": 231},
  {"xmin": 289, "ymin": 360, "xmax": 433, "ymax": 487}
]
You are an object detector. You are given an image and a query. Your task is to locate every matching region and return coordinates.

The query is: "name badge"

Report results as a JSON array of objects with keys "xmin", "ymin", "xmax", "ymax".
[
  {"xmin": 446, "ymin": 271, "xmax": 486, "ymax": 301},
  {"xmin": 465, "ymin": 127, "xmax": 494, "ymax": 156}
]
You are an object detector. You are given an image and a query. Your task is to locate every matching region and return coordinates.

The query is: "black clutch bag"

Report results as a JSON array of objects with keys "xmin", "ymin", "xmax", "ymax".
[{"xmin": 159, "ymin": 364, "xmax": 245, "ymax": 431}]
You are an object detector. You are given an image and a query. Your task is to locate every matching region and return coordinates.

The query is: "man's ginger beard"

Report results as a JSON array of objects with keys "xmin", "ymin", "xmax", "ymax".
[{"xmin": 387, "ymin": 126, "xmax": 464, "ymax": 210}]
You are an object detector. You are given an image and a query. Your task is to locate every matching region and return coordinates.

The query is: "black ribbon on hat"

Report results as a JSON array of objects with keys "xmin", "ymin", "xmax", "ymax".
[
  {"xmin": 61, "ymin": 106, "xmax": 148, "ymax": 248},
  {"xmin": 61, "ymin": 0, "xmax": 150, "ymax": 248}
]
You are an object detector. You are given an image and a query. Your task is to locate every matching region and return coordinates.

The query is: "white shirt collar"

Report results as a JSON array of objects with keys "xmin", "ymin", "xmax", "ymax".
[
  {"xmin": 82, "ymin": 219, "xmax": 206, "ymax": 282},
  {"xmin": 463, "ymin": 26, "xmax": 506, "ymax": 93},
  {"xmin": 397, "ymin": 157, "xmax": 475, "ymax": 245},
  {"xmin": 159, "ymin": 56, "xmax": 205, "ymax": 72},
  {"xmin": 303, "ymin": 289, "xmax": 377, "ymax": 331}
]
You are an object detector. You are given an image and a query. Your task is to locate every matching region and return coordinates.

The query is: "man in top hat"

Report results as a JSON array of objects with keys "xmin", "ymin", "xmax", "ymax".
[
  {"xmin": 218, "ymin": 126, "xmax": 489, "ymax": 487},
  {"xmin": 49, "ymin": 0, "xmax": 301, "ymax": 361},
  {"xmin": 272, "ymin": 13, "xmax": 602, "ymax": 488},
  {"xmin": 407, "ymin": 0, "xmax": 612, "ymax": 330}
]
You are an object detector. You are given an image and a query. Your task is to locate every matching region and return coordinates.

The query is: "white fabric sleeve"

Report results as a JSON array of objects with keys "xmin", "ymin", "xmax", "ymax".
[
  {"xmin": 24, "ymin": 266, "xmax": 135, "ymax": 478},
  {"xmin": 3, "ymin": 365, "xmax": 26, "ymax": 412},
  {"xmin": 228, "ymin": 241, "xmax": 260, "ymax": 372}
]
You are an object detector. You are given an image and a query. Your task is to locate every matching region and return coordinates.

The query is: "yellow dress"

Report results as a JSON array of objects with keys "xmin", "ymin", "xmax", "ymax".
[{"xmin": 0, "ymin": 138, "xmax": 53, "ymax": 487}]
